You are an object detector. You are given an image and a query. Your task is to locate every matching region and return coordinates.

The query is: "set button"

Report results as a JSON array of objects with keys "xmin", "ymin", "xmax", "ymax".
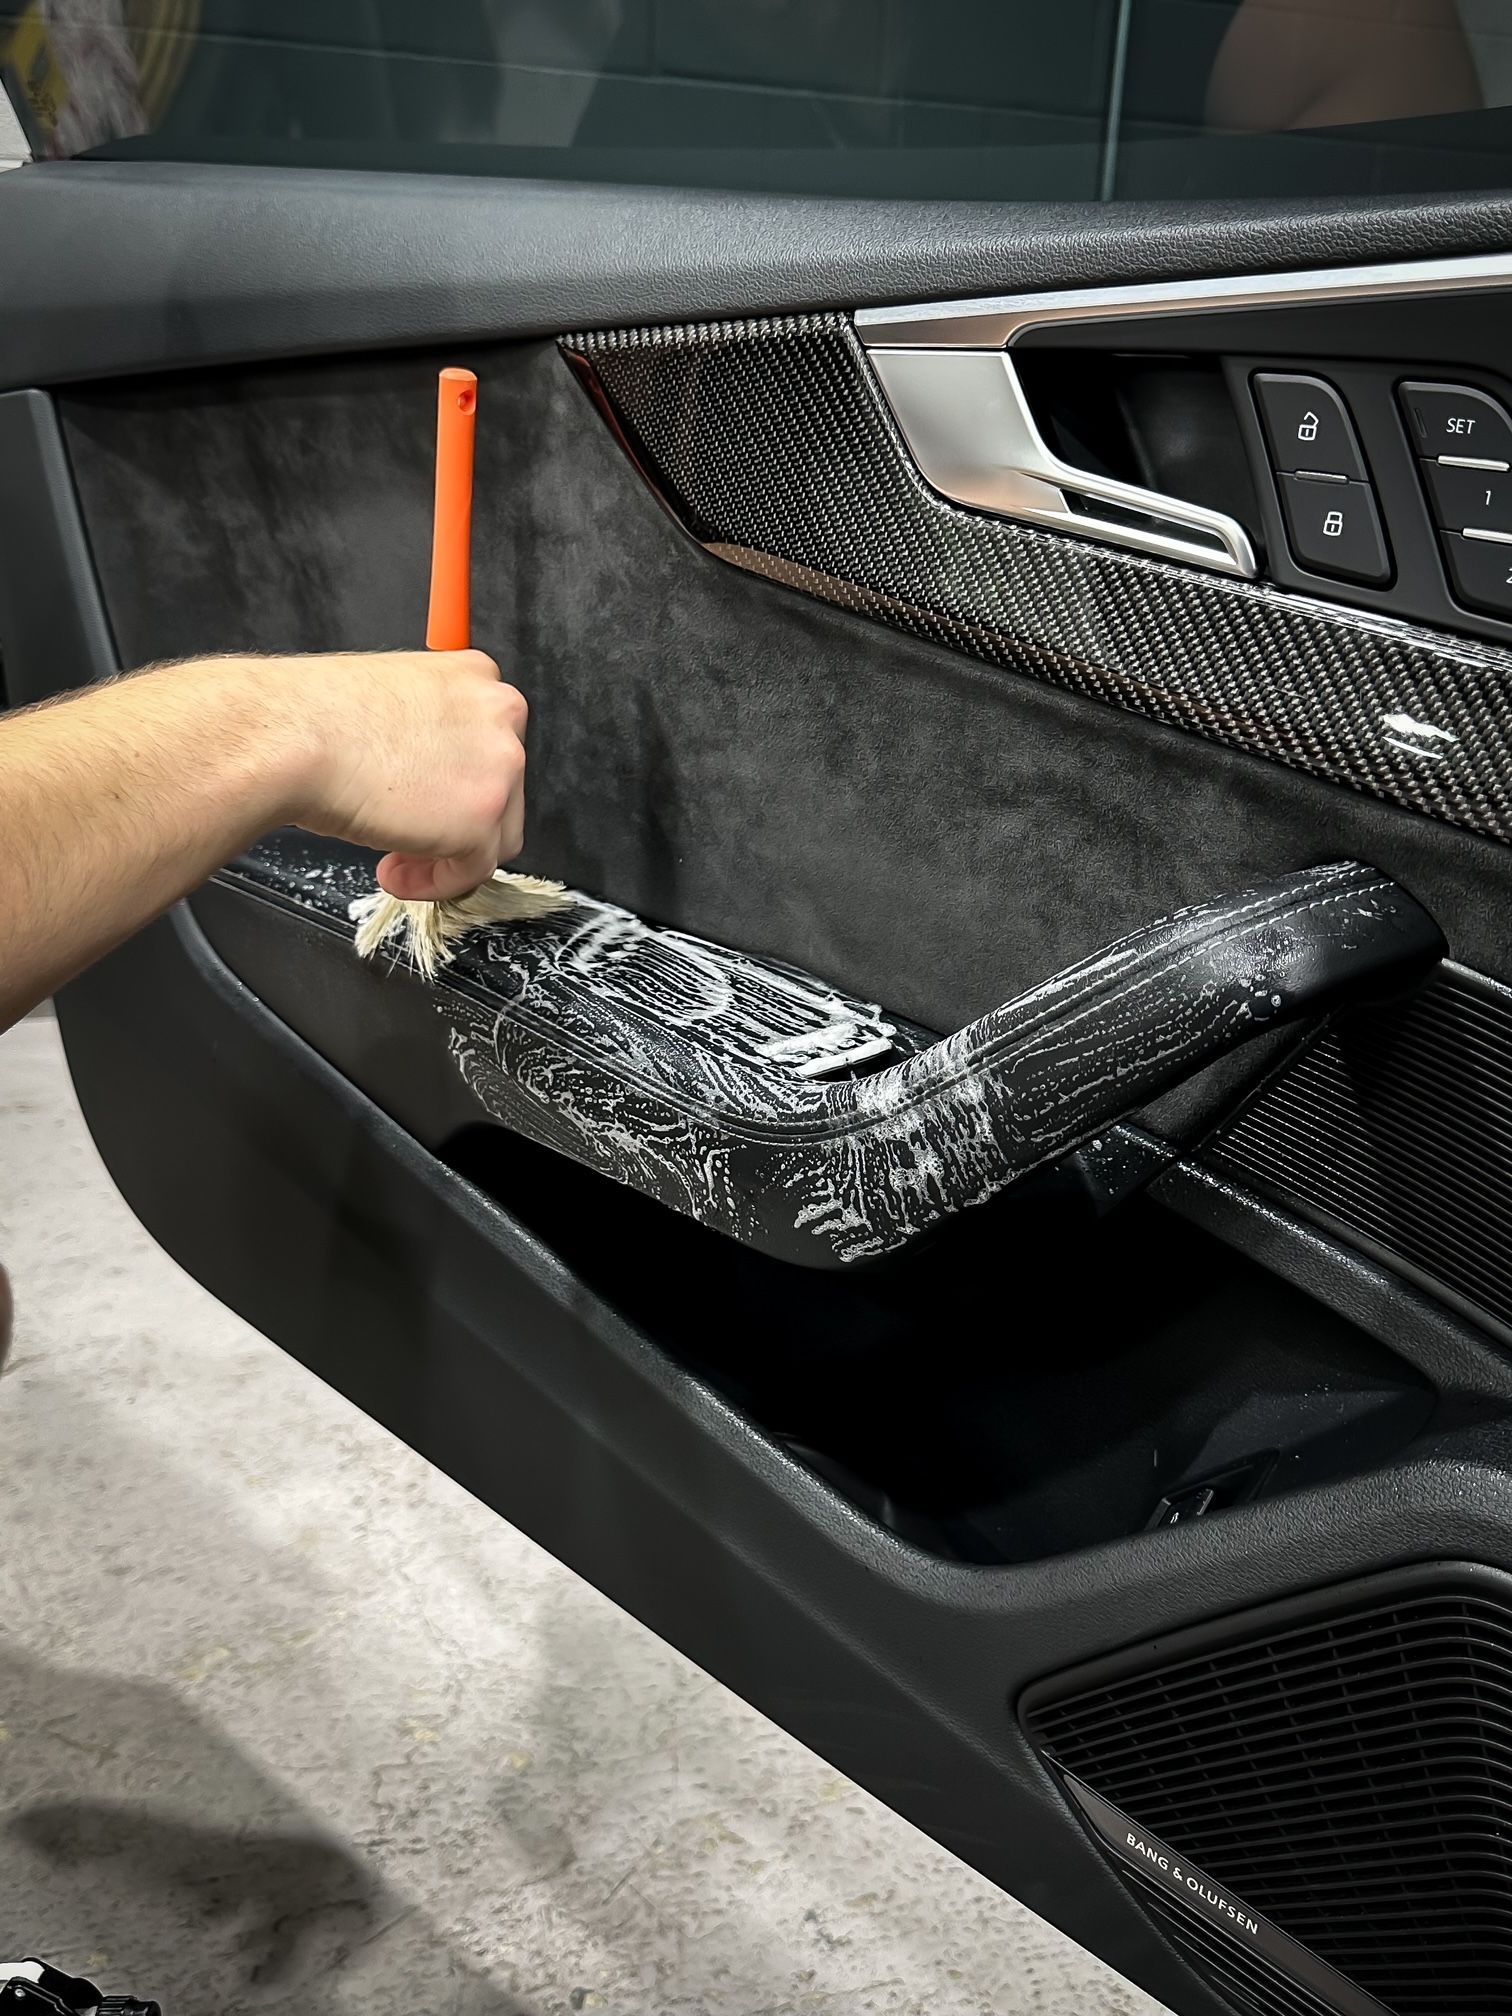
[{"xmin": 1400, "ymin": 381, "xmax": 1512, "ymax": 463}]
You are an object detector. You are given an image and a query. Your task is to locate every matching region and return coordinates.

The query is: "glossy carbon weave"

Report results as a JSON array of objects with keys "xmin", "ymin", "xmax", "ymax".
[
  {"xmin": 227, "ymin": 838, "xmax": 1440, "ymax": 1268},
  {"xmin": 567, "ymin": 317, "xmax": 1512, "ymax": 845}
]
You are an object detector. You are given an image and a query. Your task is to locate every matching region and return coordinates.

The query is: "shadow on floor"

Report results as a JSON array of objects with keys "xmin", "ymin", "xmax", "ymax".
[{"xmin": 0, "ymin": 1646, "xmax": 530, "ymax": 2015}]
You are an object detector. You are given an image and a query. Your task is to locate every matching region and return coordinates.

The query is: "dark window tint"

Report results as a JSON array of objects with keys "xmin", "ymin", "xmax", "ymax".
[{"xmin": 3, "ymin": 0, "xmax": 1512, "ymax": 204}]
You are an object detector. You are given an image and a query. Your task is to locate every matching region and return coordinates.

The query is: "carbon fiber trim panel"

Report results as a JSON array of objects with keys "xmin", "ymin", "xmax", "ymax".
[{"xmin": 567, "ymin": 315, "xmax": 1512, "ymax": 845}]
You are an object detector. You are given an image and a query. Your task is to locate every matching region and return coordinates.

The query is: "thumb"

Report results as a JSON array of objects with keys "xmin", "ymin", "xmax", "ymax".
[{"xmin": 376, "ymin": 847, "xmax": 497, "ymax": 902}]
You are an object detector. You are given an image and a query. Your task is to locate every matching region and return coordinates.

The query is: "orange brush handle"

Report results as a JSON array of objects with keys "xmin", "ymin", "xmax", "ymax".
[{"xmin": 426, "ymin": 367, "xmax": 478, "ymax": 650}]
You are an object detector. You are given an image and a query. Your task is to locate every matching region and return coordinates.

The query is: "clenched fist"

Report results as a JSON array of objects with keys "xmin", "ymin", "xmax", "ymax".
[{"xmin": 279, "ymin": 649, "xmax": 530, "ymax": 901}]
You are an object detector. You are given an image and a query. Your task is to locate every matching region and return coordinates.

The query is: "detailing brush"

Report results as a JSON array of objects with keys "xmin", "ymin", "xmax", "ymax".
[{"xmin": 351, "ymin": 365, "xmax": 572, "ymax": 976}]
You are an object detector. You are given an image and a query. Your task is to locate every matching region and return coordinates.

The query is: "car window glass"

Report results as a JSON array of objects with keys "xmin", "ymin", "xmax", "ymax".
[{"xmin": 3, "ymin": 0, "xmax": 1512, "ymax": 204}]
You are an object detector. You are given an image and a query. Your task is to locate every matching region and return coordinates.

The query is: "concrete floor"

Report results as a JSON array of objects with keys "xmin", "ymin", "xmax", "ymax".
[{"xmin": 0, "ymin": 1015, "xmax": 1169, "ymax": 2016}]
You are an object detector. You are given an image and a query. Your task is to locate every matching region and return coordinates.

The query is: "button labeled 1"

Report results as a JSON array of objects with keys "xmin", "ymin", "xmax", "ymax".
[
  {"xmin": 1423, "ymin": 457, "xmax": 1512, "ymax": 533},
  {"xmin": 1278, "ymin": 476, "xmax": 1390, "ymax": 584}
]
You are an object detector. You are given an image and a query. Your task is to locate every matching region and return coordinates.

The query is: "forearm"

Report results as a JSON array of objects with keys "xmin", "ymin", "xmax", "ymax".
[
  {"xmin": 0, "ymin": 659, "xmax": 308, "ymax": 1028},
  {"xmin": 0, "ymin": 644, "xmax": 526, "ymax": 1031}
]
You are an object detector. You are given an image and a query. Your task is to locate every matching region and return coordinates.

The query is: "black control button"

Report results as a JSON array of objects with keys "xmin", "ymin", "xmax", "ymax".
[
  {"xmin": 1421, "ymin": 456, "xmax": 1512, "ymax": 534},
  {"xmin": 1253, "ymin": 373, "xmax": 1367, "ymax": 479},
  {"xmin": 1442, "ymin": 531, "xmax": 1512, "ymax": 616},
  {"xmin": 1399, "ymin": 381, "xmax": 1512, "ymax": 462},
  {"xmin": 1277, "ymin": 475, "xmax": 1390, "ymax": 584},
  {"xmin": 1158, "ymin": 1485, "xmax": 1216, "ymax": 1527}
]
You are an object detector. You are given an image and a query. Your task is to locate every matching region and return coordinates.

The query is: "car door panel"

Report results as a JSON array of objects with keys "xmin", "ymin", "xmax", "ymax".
[
  {"xmin": 47, "ymin": 335, "xmax": 1512, "ymax": 1026},
  {"xmin": 12, "ymin": 156, "xmax": 1512, "ymax": 2016}
]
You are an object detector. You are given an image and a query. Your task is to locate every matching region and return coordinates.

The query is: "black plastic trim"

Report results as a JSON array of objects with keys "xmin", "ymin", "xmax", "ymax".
[
  {"xmin": 0, "ymin": 389, "xmax": 118, "ymax": 675},
  {"xmin": 1154, "ymin": 1159, "xmax": 1512, "ymax": 1404},
  {"xmin": 11, "ymin": 162, "xmax": 1512, "ymax": 389}
]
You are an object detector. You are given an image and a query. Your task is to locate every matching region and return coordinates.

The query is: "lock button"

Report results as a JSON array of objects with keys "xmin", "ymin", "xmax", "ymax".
[
  {"xmin": 1253, "ymin": 373, "xmax": 1368, "ymax": 480},
  {"xmin": 1277, "ymin": 474, "xmax": 1391, "ymax": 584}
]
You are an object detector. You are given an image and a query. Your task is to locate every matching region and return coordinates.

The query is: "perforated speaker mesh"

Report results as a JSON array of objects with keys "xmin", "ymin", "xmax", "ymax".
[
  {"xmin": 1022, "ymin": 1565, "xmax": 1512, "ymax": 2016},
  {"xmin": 1130, "ymin": 1870, "xmax": 1342, "ymax": 2016},
  {"xmin": 1209, "ymin": 962, "xmax": 1512, "ymax": 1340}
]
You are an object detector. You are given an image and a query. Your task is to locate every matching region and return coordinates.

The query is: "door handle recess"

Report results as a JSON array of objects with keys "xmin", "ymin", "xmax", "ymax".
[
  {"xmin": 230, "ymin": 845, "xmax": 1440, "ymax": 1268},
  {"xmin": 867, "ymin": 346, "xmax": 1258, "ymax": 578}
]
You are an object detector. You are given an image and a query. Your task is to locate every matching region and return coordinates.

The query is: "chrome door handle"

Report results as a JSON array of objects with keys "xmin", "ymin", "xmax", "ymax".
[{"xmin": 867, "ymin": 346, "xmax": 1258, "ymax": 578}]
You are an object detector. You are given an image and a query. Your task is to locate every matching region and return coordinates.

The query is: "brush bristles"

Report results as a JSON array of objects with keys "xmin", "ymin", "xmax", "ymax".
[{"xmin": 350, "ymin": 870, "xmax": 574, "ymax": 979}]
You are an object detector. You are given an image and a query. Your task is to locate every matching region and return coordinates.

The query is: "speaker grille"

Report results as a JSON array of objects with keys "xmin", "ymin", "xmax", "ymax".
[
  {"xmin": 1130, "ymin": 1871, "xmax": 1342, "ymax": 2016},
  {"xmin": 1021, "ymin": 1567, "xmax": 1512, "ymax": 2016},
  {"xmin": 1208, "ymin": 964, "xmax": 1512, "ymax": 1340}
]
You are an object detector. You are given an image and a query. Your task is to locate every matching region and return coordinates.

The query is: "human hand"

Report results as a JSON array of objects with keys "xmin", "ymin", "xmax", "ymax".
[{"xmin": 268, "ymin": 649, "xmax": 528, "ymax": 902}]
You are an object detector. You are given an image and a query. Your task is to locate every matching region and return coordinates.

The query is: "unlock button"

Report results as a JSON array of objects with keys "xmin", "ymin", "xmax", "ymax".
[
  {"xmin": 1278, "ymin": 475, "xmax": 1391, "ymax": 584},
  {"xmin": 1253, "ymin": 373, "xmax": 1368, "ymax": 480}
]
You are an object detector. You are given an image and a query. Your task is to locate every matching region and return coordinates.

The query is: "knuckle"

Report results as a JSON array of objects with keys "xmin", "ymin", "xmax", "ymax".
[{"xmin": 497, "ymin": 684, "xmax": 529, "ymax": 733}]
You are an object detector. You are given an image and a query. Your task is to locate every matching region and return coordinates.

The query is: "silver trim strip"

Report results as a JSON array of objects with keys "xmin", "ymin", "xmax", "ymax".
[
  {"xmin": 855, "ymin": 249, "xmax": 1512, "ymax": 579},
  {"xmin": 855, "ymin": 249, "xmax": 1512, "ymax": 351},
  {"xmin": 867, "ymin": 345, "xmax": 1257, "ymax": 576},
  {"xmin": 1461, "ymin": 526, "xmax": 1512, "ymax": 544},
  {"xmin": 1440, "ymin": 454, "xmax": 1510, "ymax": 471}
]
